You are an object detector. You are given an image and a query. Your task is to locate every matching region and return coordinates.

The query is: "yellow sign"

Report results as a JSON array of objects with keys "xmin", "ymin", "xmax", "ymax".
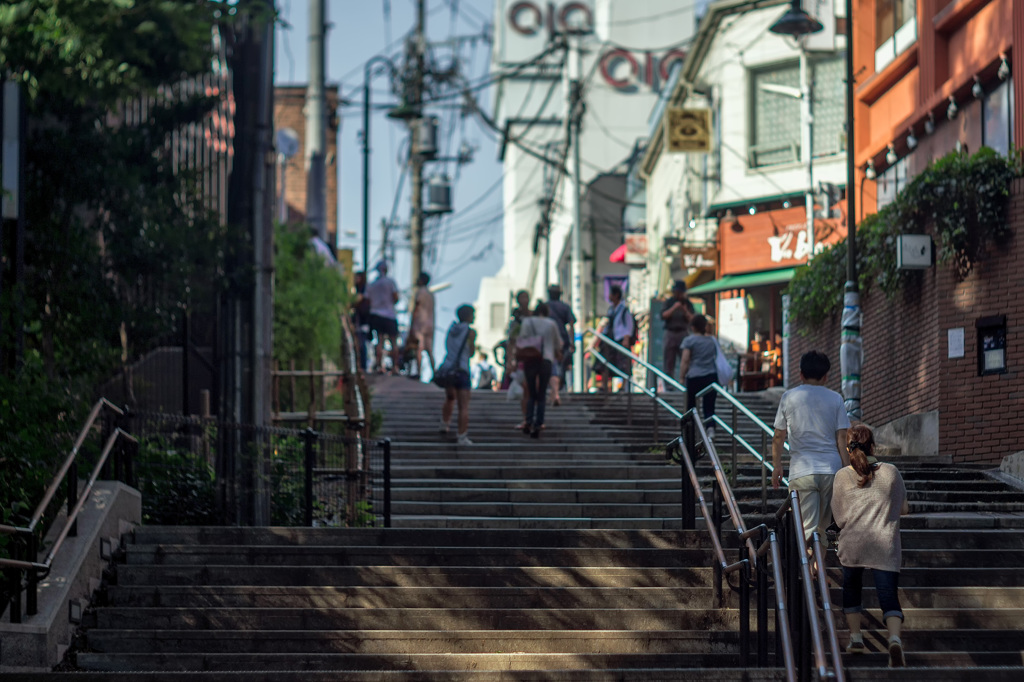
[
  {"xmin": 665, "ymin": 108, "xmax": 711, "ymax": 153},
  {"xmin": 337, "ymin": 248, "xmax": 354, "ymax": 291}
]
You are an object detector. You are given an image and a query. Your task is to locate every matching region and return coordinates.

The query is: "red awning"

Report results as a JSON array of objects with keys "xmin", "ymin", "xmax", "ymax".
[{"xmin": 609, "ymin": 243, "xmax": 627, "ymax": 263}]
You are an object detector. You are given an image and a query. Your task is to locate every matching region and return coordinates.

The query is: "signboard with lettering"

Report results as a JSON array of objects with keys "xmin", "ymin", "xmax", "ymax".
[
  {"xmin": 665, "ymin": 108, "xmax": 712, "ymax": 153},
  {"xmin": 680, "ymin": 247, "xmax": 717, "ymax": 271},
  {"xmin": 719, "ymin": 203, "xmax": 848, "ymax": 275}
]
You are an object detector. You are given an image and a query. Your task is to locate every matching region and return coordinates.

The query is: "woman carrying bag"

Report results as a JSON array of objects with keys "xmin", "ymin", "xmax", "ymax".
[
  {"xmin": 679, "ymin": 314, "xmax": 720, "ymax": 440},
  {"xmin": 516, "ymin": 302, "xmax": 562, "ymax": 438},
  {"xmin": 437, "ymin": 305, "xmax": 476, "ymax": 446}
]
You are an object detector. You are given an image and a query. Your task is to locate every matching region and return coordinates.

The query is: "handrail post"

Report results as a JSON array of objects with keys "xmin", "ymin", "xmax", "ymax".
[
  {"xmin": 25, "ymin": 533, "xmax": 38, "ymax": 616},
  {"xmin": 626, "ymin": 377, "xmax": 632, "ymax": 425},
  {"xmin": 681, "ymin": 419, "xmax": 695, "ymax": 530},
  {"xmin": 757, "ymin": 529, "xmax": 769, "ymax": 666},
  {"xmin": 711, "ymin": 479, "xmax": 723, "ymax": 608},
  {"xmin": 730, "ymin": 403, "xmax": 738, "ymax": 486},
  {"xmin": 303, "ymin": 428, "xmax": 317, "ymax": 527},
  {"xmin": 6, "ymin": 542, "xmax": 22, "ymax": 623},
  {"xmin": 652, "ymin": 385, "xmax": 658, "ymax": 444},
  {"xmin": 739, "ymin": 553, "xmax": 750, "ymax": 667},
  {"xmin": 761, "ymin": 431, "xmax": 768, "ymax": 514},
  {"xmin": 382, "ymin": 438, "xmax": 392, "ymax": 528},
  {"xmin": 67, "ymin": 458, "xmax": 78, "ymax": 539}
]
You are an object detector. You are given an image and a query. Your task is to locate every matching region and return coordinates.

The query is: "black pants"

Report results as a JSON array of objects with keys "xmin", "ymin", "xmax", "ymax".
[
  {"xmin": 685, "ymin": 373, "xmax": 718, "ymax": 421},
  {"xmin": 523, "ymin": 358, "xmax": 552, "ymax": 427}
]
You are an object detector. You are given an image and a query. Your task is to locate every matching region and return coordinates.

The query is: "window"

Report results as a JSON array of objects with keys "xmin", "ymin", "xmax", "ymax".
[
  {"xmin": 876, "ymin": 155, "xmax": 909, "ymax": 211},
  {"xmin": 490, "ymin": 302, "xmax": 506, "ymax": 331},
  {"xmin": 750, "ymin": 56, "xmax": 847, "ymax": 168},
  {"xmin": 875, "ymin": 0, "xmax": 917, "ymax": 72},
  {"xmin": 982, "ymin": 79, "xmax": 1014, "ymax": 156}
]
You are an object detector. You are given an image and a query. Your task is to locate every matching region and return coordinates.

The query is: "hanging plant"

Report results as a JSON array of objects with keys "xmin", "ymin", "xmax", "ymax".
[{"xmin": 788, "ymin": 147, "xmax": 1022, "ymax": 328}]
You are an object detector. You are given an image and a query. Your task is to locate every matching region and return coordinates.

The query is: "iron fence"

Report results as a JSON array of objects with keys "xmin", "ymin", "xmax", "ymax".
[{"xmin": 123, "ymin": 411, "xmax": 390, "ymax": 528}]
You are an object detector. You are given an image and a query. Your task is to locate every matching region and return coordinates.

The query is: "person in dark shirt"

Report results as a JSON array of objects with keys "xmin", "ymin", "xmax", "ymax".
[
  {"xmin": 546, "ymin": 284, "xmax": 576, "ymax": 404},
  {"xmin": 661, "ymin": 280, "xmax": 694, "ymax": 387},
  {"xmin": 352, "ymin": 271, "xmax": 371, "ymax": 371}
]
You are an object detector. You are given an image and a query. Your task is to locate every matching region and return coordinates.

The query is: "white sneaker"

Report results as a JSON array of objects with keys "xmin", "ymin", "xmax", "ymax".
[
  {"xmin": 706, "ymin": 426, "xmax": 716, "ymax": 442},
  {"xmin": 439, "ymin": 419, "xmax": 450, "ymax": 435},
  {"xmin": 457, "ymin": 433, "xmax": 474, "ymax": 445}
]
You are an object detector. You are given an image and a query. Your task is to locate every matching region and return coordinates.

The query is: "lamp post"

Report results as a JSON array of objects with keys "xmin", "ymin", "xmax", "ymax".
[
  {"xmin": 362, "ymin": 56, "xmax": 394, "ymax": 273},
  {"xmin": 771, "ymin": 0, "xmax": 860, "ymax": 421}
]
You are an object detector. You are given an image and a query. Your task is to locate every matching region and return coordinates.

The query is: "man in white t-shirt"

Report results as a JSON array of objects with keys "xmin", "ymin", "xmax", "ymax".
[
  {"xmin": 771, "ymin": 350, "xmax": 851, "ymax": 541},
  {"xmin": 365, "ymin": 261, "xmax": 400, "ymax": 373}
]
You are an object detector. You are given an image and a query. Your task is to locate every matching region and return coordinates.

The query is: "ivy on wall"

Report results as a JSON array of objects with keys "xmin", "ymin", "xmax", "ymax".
[{"xmin": 788, "ymin": 147, "xmax": 1023, "ymax": 327}]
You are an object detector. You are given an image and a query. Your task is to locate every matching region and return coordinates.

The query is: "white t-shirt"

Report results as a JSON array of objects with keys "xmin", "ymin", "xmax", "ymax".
[
  {"xmin": 365, "ymin": 275, "xmax": 398, "ymax": 319},
  {"xmin": 773, "ymin": 384, "xmax": 851, "ymax": 480}
]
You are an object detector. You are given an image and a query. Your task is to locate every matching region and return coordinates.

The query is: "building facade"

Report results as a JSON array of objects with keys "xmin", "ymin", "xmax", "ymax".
[
  {"xmin": 789, "ymin": 0, "xmax": 1023, "ymax": 465},
  {"xmin": 473, "ymin": 0, "xmax": 696, "ymax": 357}
]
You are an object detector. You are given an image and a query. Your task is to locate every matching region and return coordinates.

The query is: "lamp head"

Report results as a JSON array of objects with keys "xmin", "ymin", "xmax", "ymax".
[
  {"xmin": 768, "ymin": 3, "xmax": 824, "ymax": 37},
  {"xmin": 865, "ymin": 160, "xmax": 877, "ymax": 180},
  {"xmin": 972, "ymin": 76, "xmax": 984, "ymax": 100},
  {"xmin": 946, "ymin": 96, "xmax": 958, "ymax": 121},
  {"xmin": 998, "ymin": 53, "xmax": 1011, "ymax": 81},
  {"xmin": 906, "ymin": 128, "xmax": 918, "ymax": 151},
  {"xmin": 886, "ymin": 144, "xmax": 898, "ymax": 165},
  {"xmin": 923, "ymin": 112, "xmax": 935, "ymax": 135}
]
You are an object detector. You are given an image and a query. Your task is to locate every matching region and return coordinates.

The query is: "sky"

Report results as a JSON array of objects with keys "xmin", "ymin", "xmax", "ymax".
[{"xmin": 273, "ymin": 0, "xmax": 504, "ymax": 335}]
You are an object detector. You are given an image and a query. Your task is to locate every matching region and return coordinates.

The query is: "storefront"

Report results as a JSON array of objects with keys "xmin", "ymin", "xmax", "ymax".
[{"xmin": 687, "ymin": 203, "xmax": 847, "ymax": 390}]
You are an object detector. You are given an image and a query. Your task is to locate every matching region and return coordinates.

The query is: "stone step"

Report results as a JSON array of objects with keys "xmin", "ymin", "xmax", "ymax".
[
  {"xmin": 104, "ymin": 585, "xmax": 714, "ymax": 609},
  {"xmin": 113, "ymin": 564, "xmax": 716, "ymax": 588},
  {"xmin": 391, "ymin": 488, "xmax": 686, "ymax": 504},
  {"xmin": 85, "ymin": 628, "xmax": 744, "ymax": 655},
  {"xmin": 123, "ymin": 544, "xmax": 715, "ymax": 567},
  {"xmin": 73, "ymin": 652, "xmax": 790, "ymax": 675},
  {"xmin": 129, "ymin": 527, "xmax": 703, "ymax": 548},
  {"xmin": 387, "ymin": 516, "xmax": 686, "ymax": 529},
  {"xmin": 92, "ymin": 607, "xmax": 742, "ymax": 631},
  {"xmin": 2, "ymin": 670, "xmax": 791, "ymax": 681},
  {"xmin": 387, "ymin": 501, "xmax": 685, "ymax": 518},
  {"xmin": 390, "ymin": 478, "xmax": 684, "ymax": 490}
]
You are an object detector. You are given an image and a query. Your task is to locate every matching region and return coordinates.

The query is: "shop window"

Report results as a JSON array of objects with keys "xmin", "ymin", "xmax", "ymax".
[
  {"xmin": 976, "ymin": 315, "xmax": 1007, "ymax": 376},
  {"xmin": 875, "ymin": 0, "xmax": 917, "ymax": 73},
  {"xmin": 982, "ymin": 79, "xmax": 1014, "ymax": 156},
  {"xmin": 749, "ymin": 56, "xmax": 847, "ymax": 168}
]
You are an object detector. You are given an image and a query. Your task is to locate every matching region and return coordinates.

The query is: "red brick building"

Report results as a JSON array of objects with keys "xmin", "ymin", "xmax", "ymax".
[
  {"xmin": 273, "ymin": 85, "xmax": 341, "ymax": 246},
  {"xmin": 790, "ymin": 1, "xmax": 1024, "ymax": 465}
]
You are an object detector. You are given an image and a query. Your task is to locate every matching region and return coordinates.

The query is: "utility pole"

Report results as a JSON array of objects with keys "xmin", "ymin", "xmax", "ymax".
[
  {"xmin": 800, "ymin": 46, "xmax": 815, "ymax": 256},
  {"xmin": 567, "ymin": 34, "xmax": 584, "ymax": 393},
  {"xmin": 306, "ymin": 0, "xmax": 328, "ymax": 242},
  {"xmin": 408, "ymin": 0, "xmax": 426, "ymax": 285}
]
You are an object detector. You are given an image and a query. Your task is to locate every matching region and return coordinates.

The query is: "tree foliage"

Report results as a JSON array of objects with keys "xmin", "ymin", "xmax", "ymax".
[
  {"xmin": 273, "ymin": 223, "xmax": 348, "ymax": 367},
  {"xmin": 787, "ymin": 147, "xmax": 1022, "ymax": 327}
]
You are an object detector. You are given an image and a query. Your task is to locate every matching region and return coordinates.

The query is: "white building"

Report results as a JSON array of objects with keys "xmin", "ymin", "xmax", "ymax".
[
  {"xmin": 640, "ymin": 0, "xmax": 848, "ymax": 389},
  {"xmin": 473, "ymin": 0, "xmax": 696, "ymax": 358}
]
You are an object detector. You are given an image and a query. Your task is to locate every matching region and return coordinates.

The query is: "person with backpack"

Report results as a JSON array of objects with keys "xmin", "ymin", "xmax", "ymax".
[
  {"xmin": 601, "ymin": 285, "xmax": 635, "ymax": 393},
  {"xmin": 472, "ymin": 351, "xmax": 497, "ymax": 390},
  {"xmin": 437, "ymin": 305, "xmax": 476, "ymax": 446},
  {"xmin": 546, "ymin": 284, "xmax": 576, "ymax": 404}
]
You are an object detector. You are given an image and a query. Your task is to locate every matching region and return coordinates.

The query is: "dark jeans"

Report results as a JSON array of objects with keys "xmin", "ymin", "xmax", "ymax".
[
  {"xmin": 842, "ymin": 565, "xmax": 904, "ymax": 621},
  {"xmin": 523, "ymin": 358, "xmax": 552, "ymax": 427},
  {"xmin": 663, "ymin": 329, "xmax": 687, "ymax": 386},
  {"xmin": 685, "ymin": 373, "xmax": 718, "ymax": 421}
]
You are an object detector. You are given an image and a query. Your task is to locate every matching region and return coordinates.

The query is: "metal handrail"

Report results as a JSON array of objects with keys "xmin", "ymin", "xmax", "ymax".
[
  {"xmin": 812, "ymin": 532, "xmax": 846, "ymax": 679},
  {"xmin": 590, "ymin": 347, "xmax": 682, "ymax": 419},
  {"xmin": 756, "ymin": 531, "xmax": 798, "ymax": 681},
  {"xmin": 1, "ymin": 399, "xmax": 137, "ymax": 623},
  {"xmin": 587, "ymin": 327, "xmax": 687, "ymax": 394},
  {"xmin": 776, "ymin": 492, "xmax": 846, "ymax": 682}
]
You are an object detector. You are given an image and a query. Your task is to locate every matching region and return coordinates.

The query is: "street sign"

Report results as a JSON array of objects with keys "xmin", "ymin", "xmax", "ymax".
[{"xmin": 665, "ymin": 107, "xmax": 711, "ymax": 153}]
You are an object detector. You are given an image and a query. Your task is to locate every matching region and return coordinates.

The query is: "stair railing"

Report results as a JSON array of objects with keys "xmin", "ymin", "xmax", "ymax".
[
  {"xmin": 0, "ymin": 398, "xmax": 138, "ymax": 623},
  {"xmin": 775, "ymin": 492, "xmax": 846, "ymax": 682}
]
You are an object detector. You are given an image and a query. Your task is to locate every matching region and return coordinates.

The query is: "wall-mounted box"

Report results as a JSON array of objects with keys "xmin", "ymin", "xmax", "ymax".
[{"xmin": 897, "ymin": 234, "xmax": 934, "ymax": 269}]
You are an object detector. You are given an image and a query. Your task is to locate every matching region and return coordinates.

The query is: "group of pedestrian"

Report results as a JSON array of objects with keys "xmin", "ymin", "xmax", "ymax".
[
  {"xmin": 351, "ymin": 261, "xmax": 436, "ymax": 378},
  {"xmin": 772, "ymin": 350, "xmax": 909, "ymax": 668}
]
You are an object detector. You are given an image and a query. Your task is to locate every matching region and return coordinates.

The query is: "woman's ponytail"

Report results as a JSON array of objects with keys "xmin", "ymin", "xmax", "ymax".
[{"xmin": 847, "ymin": 424, "xmax": 878, "ymax": 488}]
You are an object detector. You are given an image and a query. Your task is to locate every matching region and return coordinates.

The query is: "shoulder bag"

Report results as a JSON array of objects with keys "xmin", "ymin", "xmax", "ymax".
[
  {"xmin": 515, "ymin": 318, "xmax": 544, "ymax": 362},
  {"xmin": 712, "ymin": 336, "xmax": 734, "ymax": 389},
  {"xmin": 433, "ymin": 326, "xmax": 470, "ymax": 389}
]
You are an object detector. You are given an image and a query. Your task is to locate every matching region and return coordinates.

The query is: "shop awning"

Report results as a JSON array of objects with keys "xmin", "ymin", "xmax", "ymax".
[
  {"xmin": 609, "ymin": 243, "xmax": 627, "ymax": 263},
  {"xmin": 687, "ymin": 267, "xmax": 797, "ymax": 295}
]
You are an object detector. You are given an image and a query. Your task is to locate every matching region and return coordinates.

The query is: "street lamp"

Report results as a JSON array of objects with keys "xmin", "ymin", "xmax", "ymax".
[
  {"xmin": 769, "ymin": 1, "xmax": 822, "ymax": 263},
  {"xmin": 362, "ymin": 56, "xmax": 395, "ymax": 273},
  {"xmin": 772, "ymin": 0, "xmax": 861, "ymax": 421}
]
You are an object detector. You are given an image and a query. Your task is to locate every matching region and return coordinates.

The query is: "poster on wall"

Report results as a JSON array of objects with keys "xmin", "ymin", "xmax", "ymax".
[{"xmin": 718, "ymin": 297, "xmax": 748, "ymax": 355}]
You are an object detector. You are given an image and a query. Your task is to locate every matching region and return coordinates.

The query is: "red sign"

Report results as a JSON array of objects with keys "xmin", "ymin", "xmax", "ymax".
[
  {"xmin": 508, "ymin": 1, "xmax": 593, "ymax": 37},
  {"xmin": 599, "ymin": 48, "xmax": 686, "ymax": 91},
  {"xmin": 719, "ymin": 204, "xmax": 848, "ymax": 275}
]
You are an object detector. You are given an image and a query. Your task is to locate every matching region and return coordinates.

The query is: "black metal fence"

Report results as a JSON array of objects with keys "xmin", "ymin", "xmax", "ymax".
[{"xmin": 123, "ymin": 411, "xmax": 390, "ymax": 527}]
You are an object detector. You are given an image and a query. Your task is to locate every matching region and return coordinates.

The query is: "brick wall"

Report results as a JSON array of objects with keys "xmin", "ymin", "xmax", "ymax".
[
  {"xmin": 273, "ymin": 86, "xmax": 340, "ymax": 246},
  {"xmin": 788, "ymin": 178, "xmax": 1024, "ymax": 465}
]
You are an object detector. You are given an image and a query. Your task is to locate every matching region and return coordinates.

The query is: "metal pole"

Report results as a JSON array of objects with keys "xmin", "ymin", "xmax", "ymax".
[
  {"xmin": 303, "ymin": 428, "xmax": 316, "ymax": 527},
  {"xmin": 382, "ymin": 438, "xmax": 392, "ymax": 528},
  {"xmin": 801, "ymin": 47, "xmax": 815, "ymax": 258},
  {"xmin": 739, "ymin": 555, "xmax": 750, "ymax": 667},
  {"xmin": 362, "ymin": 58, "xmax": 391, "ymax": 272},
  {"xmin": 569, "ymin": 34, "xmax": 584, "ymax": 393},
  {"xmin": 841, "ymin": 0, "xmax": 862, "ymax": 422},
  {"xmin": 305, "ymin": 0, "xmax": 328, "ymax": 242},
  {"xmin": 409, "ymin": 0, "xmax": 426, "ymax": 285}
]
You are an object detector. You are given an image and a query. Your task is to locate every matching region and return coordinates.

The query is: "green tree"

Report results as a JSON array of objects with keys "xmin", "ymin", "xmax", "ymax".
[{"xmin": 273, "ymin": 223, "xmax": 348, "ymax": 367}]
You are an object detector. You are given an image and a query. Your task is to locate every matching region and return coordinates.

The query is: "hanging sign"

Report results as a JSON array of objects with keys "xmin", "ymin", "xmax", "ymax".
[{"xmin": 665, "ymin": 108, "xmax": 711, "ymax": 153}]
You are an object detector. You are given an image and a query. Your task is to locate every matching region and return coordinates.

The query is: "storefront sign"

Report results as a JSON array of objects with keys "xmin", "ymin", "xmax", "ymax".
[
  {"xmin": 599, "ymin": 49, "xmax": 687, "ymax": 92},
  {"xmin": 508, "ymin": 1, "xmax": 593, "ymax": 37},
  {"xmin": 624, "ymin": 233, "xmax": 647, "ymax": 264},
  {"xmin": 680, "ymin": 247, "xmax": 717, "ymax": 270},
  {"xmin": 665, "ymin": 108, "xmax": 711, "ymax": 153},
  {"xmin": 719, "ymin": 204, "xmax": 847, "ymax": 275}
]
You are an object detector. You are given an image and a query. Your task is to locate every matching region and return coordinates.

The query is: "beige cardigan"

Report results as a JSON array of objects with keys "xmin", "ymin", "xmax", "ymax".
[{"xmin": 831, "ymin": 462, "xmax": 907, "ymax": 572}]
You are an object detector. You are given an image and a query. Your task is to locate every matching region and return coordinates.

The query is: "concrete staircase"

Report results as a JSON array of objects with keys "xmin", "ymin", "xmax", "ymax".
[{"xmin": 12, "ymin": 377, "xmax": 1024, "ymax": 680}]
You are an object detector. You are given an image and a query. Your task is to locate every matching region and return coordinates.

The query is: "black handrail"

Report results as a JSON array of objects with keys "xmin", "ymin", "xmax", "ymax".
[{"xmin": 1, "ymin": 399, "xmax": 137, "ymax": 623}]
